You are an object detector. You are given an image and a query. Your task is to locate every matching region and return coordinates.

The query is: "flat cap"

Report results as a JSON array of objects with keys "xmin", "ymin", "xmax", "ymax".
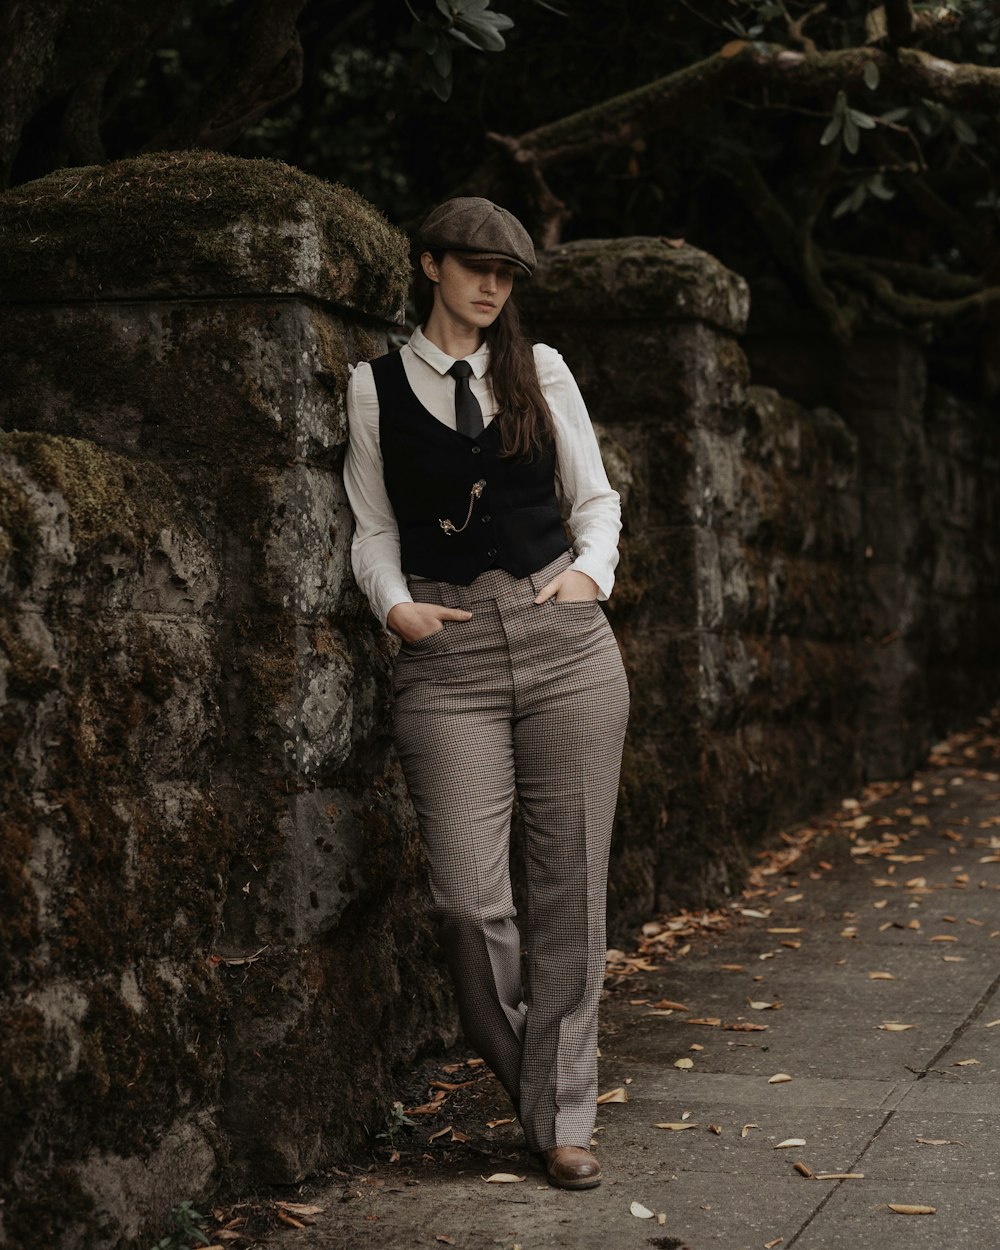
[{"xmin": 418, "ymin": 197, "xmax": 536, "ymax": 275}]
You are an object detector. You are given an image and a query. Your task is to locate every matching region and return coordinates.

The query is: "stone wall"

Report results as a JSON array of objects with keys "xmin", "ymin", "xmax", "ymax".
[
  {"xmin": 0, "ymin": 152, "xmax": 455, "ymax": 1249},
  {"xmin": 2, "ymin": 158, "xmax": 998, "ymax": 1249},
  {"xmin": 521, "ymin": 240, "xmax": 865, "ymax": 931},
  {"xmin": 747, "ymin": 325, "xmax": 1000, "ymax": 776}
]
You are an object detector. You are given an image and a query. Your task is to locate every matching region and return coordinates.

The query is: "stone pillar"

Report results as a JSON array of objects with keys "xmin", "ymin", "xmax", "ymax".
[
  {"xmin": 0, "ymin": 151, "xmax": 453, "ymax": 1245},
  {"xmin": 521, "ymin": 239, "xmax": 864, "ymax": 931}
]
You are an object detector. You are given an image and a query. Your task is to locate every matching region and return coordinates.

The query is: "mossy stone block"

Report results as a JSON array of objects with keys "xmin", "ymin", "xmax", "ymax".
[{"xmin": 0, "ymin": 151, "xmax": 409, "ymax": 321}]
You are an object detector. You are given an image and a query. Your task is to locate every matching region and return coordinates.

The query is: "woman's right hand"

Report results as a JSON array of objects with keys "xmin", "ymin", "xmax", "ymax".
[{"xmin": 387, "ymin": 601, "xmax": 473, "ymax": 643}]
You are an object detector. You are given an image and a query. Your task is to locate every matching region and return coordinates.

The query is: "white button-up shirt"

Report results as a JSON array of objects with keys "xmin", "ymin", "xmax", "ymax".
[{"xmin": 344, "ymin": 325, "xmax": 621, "ymax": 628}]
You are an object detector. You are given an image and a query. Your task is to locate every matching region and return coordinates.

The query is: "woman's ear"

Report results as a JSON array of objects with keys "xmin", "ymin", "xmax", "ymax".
[{"xmin": 420, "ymin": 250, "xmax": 440, "ymax": 283}]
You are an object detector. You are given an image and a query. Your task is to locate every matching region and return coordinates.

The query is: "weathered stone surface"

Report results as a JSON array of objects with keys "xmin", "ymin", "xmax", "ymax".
[
  {"xmin": 523, "ymin": 251, "xmax": 865, "ymax": 933},
  {"xmin": 0, "ymin": 155, "xmax": 451, "ymax": 1250},
  {"xmin": 0, "ymin": 151, "xmax": 410, "ymax": 320}
]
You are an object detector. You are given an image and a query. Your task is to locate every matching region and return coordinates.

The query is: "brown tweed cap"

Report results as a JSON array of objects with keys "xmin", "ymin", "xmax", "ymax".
[{"xmin": 418, "ymin": 196, "xmax": 536, "ymax": 274}]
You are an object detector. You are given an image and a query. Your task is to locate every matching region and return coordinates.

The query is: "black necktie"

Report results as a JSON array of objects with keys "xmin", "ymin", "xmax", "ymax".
[{"xmin": 448, "ymin": 360, "xmax": 484, "ymax": 437}]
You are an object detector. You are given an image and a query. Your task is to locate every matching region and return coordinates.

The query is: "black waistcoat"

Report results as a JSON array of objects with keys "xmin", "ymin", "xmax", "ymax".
[{"xmin": 371, "ymin": 350, "xmax": 569, "ymax": 584}]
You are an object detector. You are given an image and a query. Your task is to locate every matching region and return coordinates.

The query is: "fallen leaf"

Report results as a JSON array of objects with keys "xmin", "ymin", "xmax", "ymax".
[
  {"xmin": 774, "ymin": 1138, "xmax": 806, "ymax": 1149},
  {"xmin": 435, "ymin": 1237, "xmax": 456, "ymax": 1246},
  {"xmin": 707, "ymin": 1124, "xmax": 722, "ymax": 1135},
  {"xmin": 483, "ymin": 1173, "xmax": 525, "ymax": 1183},
  {"xmin": 868, "ymin": 971, "xmax": 896, "ymax": 980},
  {"xmin": 877, "ymin": 1022, "xmax": 916, "ymax": 1032},
  {"xmin": 781, "ymin": 939, "xmax": 802, "ymax": 949},
  {"xmin": 768, "ymin": 1073, "xmax": 793, "ymax": 1084},
  {"xmin": 451, "ymin": 1130, "xmax": 471, "ymax": 1143},
  {"xmin": 689, "ymin": 1043, "xmax": 704, "ymax": 1051},
  {"xmin": 748, "ymin": 1000, "xmax": 778, "ymax": 1010},
  {"xmin": 984, "ymin": 1019, "xmax": 1000, "ymax": 1029},
  {"xmin": 764, "ymin": 1239, "xmax": 784, "ymax": 1249},
  {"xmin": 768, "ymin": 927, "xmax": 802, "ymax": 934},
  {"xmin": 725, "ymin": 1022, "xmax": 769, "ymax": 1032},
  {"xmin": 428, "ymin": 1125, "xmax": 453, "ymax": 1142},
  {"xmin": 721, "ymin": 964, "xmax": 746, "ymax": 971},
  {"xmin": 276, "ymin": 1203, "xmax": 324, "ymax": 1216},
  {"xmin": 597, "ymin": 1087, "xmax": 628, "ymax": 1103},
  {"xmin": 887, "ymin": 1203, "xmax": 936, "ymax": 1215},
  {"xmin": 916, "ymin": 1137, "xmax": 962, "ymax": 1146},
  {"xmin": 657, "ymin": 1213, "xmax": 667, "ymax": 1225},
  {"xmin": 653, "ymin": 999, "xmax": 690, "ymax": 1011},
  {"xmin": 655, "ymin": 1122, "xmax": 699, "ymax": 1131},
  {"xmin": 719, "ymin": 37, "xmax": 749, "ymax": 57},
  {"xmin": 953, "ymin": 1058, "xmax": 980, "ymax": 1066},
  {"xmin": 674, "ymin": 1057, "xmax": 694, "ymax": 1070},
  {"xmin": 486, "ymin": 1117, "xmax": 515, "ymax": 1128},
  {"xmin": 929, "ymin": 935, "xmax": 958, "ymax": 943},
  {"xmin": 793, "ymin": 1161, "xmax": 813, "ymax": 1177},
  {"xmin": 741, "ymin": 1123, "xmax": 759, "ymax": 1138},
  {"xmin": 784, "ymin": 893, "xmax": 804, "ymax": 902},
  {"xmin": 814, "ymin": 1172, "xmax": 864, "ymax": 1180},
  {"xmin": 630, "ymin": 1201, "xmax": 654, "ymax": 1219},
  {"xmin": 686, "ymin": 1017, "xmax": 722, "ymax": 1026},
  {"xmin": 741, "ymin": 908, "xmax": 770, "ymax": 919}
]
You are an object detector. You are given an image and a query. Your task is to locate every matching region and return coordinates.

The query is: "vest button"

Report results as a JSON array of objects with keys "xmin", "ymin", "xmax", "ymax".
[
  {"xmin": 487, "ymin": 548, "xmax": 498, "ymax": 559},
  {"xmin": 471, "ymin": 445, "xmax": 482, "ymax": 455},
  {"xmin": 481, "ymin": 513, "xmax": 491, "ymax": 523}
]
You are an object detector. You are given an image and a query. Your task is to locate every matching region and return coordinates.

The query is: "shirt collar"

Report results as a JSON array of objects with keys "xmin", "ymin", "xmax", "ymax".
[{"xmin": 410, "ymin": 324, "xmax": 490, "ymax": 380}]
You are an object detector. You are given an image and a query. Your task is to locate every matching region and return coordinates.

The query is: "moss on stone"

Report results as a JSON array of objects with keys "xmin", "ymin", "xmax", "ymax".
[
  {"xmin": 0, "ymin": 151, "xmax": 410, "ymax": 320},
  {"xmin": 0, "ymin": 431, "xmax": 199, "ymax": 551}
]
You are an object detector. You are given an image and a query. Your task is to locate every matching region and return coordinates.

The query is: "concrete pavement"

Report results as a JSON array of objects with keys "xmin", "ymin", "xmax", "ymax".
[{"xmin": 248, "ymin": 715, "xmax": 1000, "ymax": 1250}]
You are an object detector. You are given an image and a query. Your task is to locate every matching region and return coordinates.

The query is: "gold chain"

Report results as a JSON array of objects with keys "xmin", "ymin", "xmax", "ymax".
[{"xmin": 439, "ymin": 478, "xmax": 487, "ymax": 536}]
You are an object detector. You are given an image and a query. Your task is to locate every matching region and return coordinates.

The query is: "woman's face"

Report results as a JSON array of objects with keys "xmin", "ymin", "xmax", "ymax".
[{"xmin": 421, "ymin": 251, "xmax": 516, "ymax": 333}]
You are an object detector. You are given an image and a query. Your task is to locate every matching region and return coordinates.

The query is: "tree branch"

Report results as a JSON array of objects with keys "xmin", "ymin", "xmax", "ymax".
[
  {"xmin": 480, "ymin": 43, "xmax": 1000, "ymax": 176},
  {"xmin": 825, "ymin": 256, "xmax": 1000, "ymax": 322}
]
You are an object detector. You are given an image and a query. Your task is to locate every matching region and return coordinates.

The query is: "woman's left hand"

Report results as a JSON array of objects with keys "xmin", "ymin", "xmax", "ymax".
[{"xmin": 533, "ymin": 568, "xmax": 600, "ymax": 604}]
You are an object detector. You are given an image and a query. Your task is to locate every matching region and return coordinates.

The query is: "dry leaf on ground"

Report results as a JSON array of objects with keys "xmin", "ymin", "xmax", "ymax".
[
  {"xmin": 482, "ymin": 1173, "xmax": 525, "ymax": 1183},
  {"xmin": 630, "ymin": 1201, "xmax": 654, "ymax": 1219},
  {"xmin": 868, "ymin": 971, "xmax": 896, "ymax": 980},
  {"xmin": 877, "ymin": 1022, "xmax": 916, "ymax": 1031},
  {"xmin": 655, "ymin": 1122, "xmax": 698, "ymax": 1131},
  {"xmin": 597, "ymin": 1087, "xmax": 628, "ymax": 1103},
  {"xmin": 741, "ymin": 1123, "xmax": 759, "ymax": 1137},
  {"xmin": 674, "ymin": 1057, "xmax": 694, "ymax": 1070},
  {"xmin": 888, "ymin": 1203, "xmax": 936, "ymax": 1215},
  {"xmin": 774, "ymin": 1138, "xmax": 806, "ymax": 1149},
  {"xmin": 814, "ymin": 1172, "xmax": 864, "ymax": 1180},
  {"xmin": 916, "ymin": 1137, "xmax": 962, "ymax": 1146},
  {"xmin": 768, "ymin": 1073, "xmax": 793, "ymax": 1084}
]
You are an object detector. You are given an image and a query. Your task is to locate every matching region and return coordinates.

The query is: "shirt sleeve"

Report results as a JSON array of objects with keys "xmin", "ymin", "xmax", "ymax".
[
  {"xmin": 534, "ymin": 343, "xmax": 622, "ymax": 601},
  {"xmin": 343, "ymin": 361, "xmax": 414, "ymax": 628}
]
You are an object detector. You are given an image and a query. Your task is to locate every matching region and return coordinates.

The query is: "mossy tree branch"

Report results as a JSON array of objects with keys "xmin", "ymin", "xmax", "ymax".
[{"xmin": 489, "ymin": 42, "xmax": 1000, "ymax": 175}]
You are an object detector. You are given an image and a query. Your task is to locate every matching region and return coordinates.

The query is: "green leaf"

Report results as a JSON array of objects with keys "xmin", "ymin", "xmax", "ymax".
[
  {"xmin": 447, "ymin": 25, "xmax": 483, "ymax": 49},
  {"xmin": 432, "ymin": 40, "xmax": 452, "ymax": 76},
  {"xmin": 881, "ymin": 106, "xmax": 910, "ymax": 123},
  {"xmin": 832, "ymin": 184, "xmax": 867, "ymax": 219},
  {"xmin": 456, "ymin": 14, "xmax": 506, "ymax": 50},
  {"xmin": 426, "ymin": 65, "xmax": 453, "ymax": 100},
  {"xmin": 843, "ymin": 112, "xmax": 860, "ymax": 154},
  {"xmin": 411, "ymin": 21, "xmax": 439, "ymax": 53},
  {"xmin": 864, "ymin": 60, "xmax": 880, "ymax": 90},
  {"xmin": 820, "ymin": 114, "xmax": 843, "ymax": 146},
  {"xmin": 868, "ymin": 174, "xmax": 895, "ymax": 201},
  {"xmin": 952, "ymin": 115, "xmax": 978, "ymax": 144},
  {"xmin": 849, "ymin": 108, "xmax": 877, "ymax": 130}
]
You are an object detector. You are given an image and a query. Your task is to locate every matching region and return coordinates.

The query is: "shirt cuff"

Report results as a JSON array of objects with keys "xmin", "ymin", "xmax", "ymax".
[{"xmin": 568, "ymin": 551, "xmax": 616, "ymax": 601}]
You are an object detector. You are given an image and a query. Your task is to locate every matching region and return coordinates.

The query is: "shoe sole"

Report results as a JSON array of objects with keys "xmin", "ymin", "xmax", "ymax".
[{"xmin": 545, "ymin": 1171, "xmax": 603, "ymax": 1190}]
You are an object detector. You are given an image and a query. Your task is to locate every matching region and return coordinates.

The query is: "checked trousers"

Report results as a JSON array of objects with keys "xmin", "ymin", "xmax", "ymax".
[{"xmin": 392, "ymin": 548, "xmax": 630, "ymax": 1151}]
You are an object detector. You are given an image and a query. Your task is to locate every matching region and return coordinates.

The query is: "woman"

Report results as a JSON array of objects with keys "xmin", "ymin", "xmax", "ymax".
[{"xmin": 343, "ymin": 196, "xmax": 630, "ymax": 1190}]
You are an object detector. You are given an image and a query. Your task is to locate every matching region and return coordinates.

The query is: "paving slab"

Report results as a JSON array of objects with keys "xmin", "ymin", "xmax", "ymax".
[{"xmin": 235, "ymin": 718, "xmax": 1000, "ymax": 1250}]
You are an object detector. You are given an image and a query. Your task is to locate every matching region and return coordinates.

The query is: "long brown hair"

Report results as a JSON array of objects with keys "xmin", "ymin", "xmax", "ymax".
[{"xmin": 413, "ymin": 250, "xmax": 555, "ymax": 460}]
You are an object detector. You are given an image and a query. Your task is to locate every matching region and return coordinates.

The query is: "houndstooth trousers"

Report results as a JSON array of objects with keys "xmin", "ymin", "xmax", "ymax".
[{"xmin": 392, "ymin": 548, "xmax": 630, "ymax": 1151}]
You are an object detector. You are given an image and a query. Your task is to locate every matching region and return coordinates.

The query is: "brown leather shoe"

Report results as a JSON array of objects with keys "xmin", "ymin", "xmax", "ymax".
[{"xmin": 542, "ymin": 1146, "xmax": 602, "ymax": 1190}]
